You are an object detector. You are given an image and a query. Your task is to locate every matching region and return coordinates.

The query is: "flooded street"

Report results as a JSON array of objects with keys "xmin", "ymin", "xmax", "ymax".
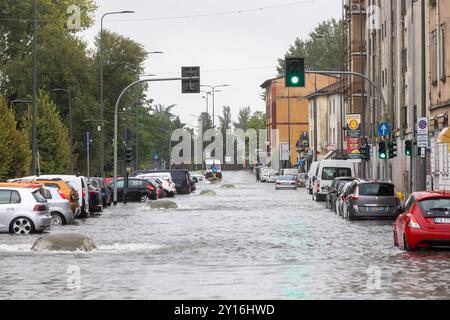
[{"xmin": 1, "ymin": 171, "xmax": 450, "ymax": 300}]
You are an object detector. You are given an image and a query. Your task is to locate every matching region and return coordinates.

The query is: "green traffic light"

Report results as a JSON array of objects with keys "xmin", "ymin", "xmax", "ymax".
[
  {"xmin": 380, "ymin": 153, "xmax": 387, "ymax": 160},
  {"xmin": 290, "ymin": 76, "xmax": 300, "ymax": 85}
]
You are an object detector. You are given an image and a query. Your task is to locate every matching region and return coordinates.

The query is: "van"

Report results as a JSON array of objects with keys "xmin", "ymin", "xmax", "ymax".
[
  {"xmin": 306, "ymin": 162, "xmax": 319, "ymax": 195},
  {"xmin": 313, "ymin": 160, "xmax": 355, "ymax": 201},
  {"xmin": 17, "ymin": 175, "xmax": 90, "ymax": 217},
  {"xmin": 130, "ymin": 170, "xmax": 192, "ymax": 194}
]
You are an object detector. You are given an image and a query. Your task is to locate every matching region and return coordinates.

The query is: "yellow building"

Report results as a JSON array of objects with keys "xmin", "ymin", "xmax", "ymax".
[{"xmin": 261, "ymin": 74, "xmax": 338, "ymax": 167}]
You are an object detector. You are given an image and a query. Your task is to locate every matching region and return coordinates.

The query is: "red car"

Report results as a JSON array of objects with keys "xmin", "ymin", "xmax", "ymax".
[{"xmin": 394, "ymin": 191, "xmax": 450, "ymax": 251}]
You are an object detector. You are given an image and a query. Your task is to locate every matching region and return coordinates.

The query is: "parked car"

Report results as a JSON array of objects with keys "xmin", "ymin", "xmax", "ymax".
[
  {"xmin": 275, "ymin": 175, "xmax": 298, "ymax": 190},
  {"xmin": 136, "ymin": 174, "xmax": 177, "ymax": 198},
  {"xmin": 335, "ymin": 182, "xmax": 353, "ymax": 217},
  {"xmin": 89, "ymin": 177, "xmax": 112, "ymax": 207},
  {"xmin": 266, "ymin": 171, "xmax": 279, "ymax": 183},
  {"xmin": 342, "ymin": 180, "xmax": 400, "ymax": 220},
  {"xmin": 110, "ymin": 178, "xmax": 158, "ymax": 202},
  {"xmin": 190, "ymin": 172, "xmax": 205, "ymax": 183},
  {"xmin": 313, "ymin": 160, "xmax": 355, "ymax": 201},
  {"xmin": 88, "ymin": 185, "xmax": 103, "ymax": 213},
  {"xmin": 19, "ymin": 175, "xmax": 90, "ymax": 218},
  {"xmin": 306, "ymin": 162, "xmax": 319, "ymax": 195},
  {"xmin": 281, "ymin": 168, "xmax": 299, "ymax": 177},
  {"xmin": 10, "ymin": 179, "xmax": 81, "ymax": 218},
  {"xmin": 0, "ymin": 186, "xmax": 52, "ymax": 235},
  {"xmin": 131, "ymin": 170, "xmax": 192, "ymax": 194},
  {"xmin": 394, "ymin": 191, "xmax": 450, "ymax": 251},
  {"xmin": 327, "ymin": 177, "xmax": 356, "ymax": 211},
  {"xmin": 297, "ymin": 173, "xmax": 308, "ymax": 188},
  {"xmin": 43, "ymin": 186, "xmax": 74, "ymax": 225}
]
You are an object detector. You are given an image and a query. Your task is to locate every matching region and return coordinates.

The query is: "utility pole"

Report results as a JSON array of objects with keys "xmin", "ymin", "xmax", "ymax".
[
  {"xmin": 417, "ymin": 0, "xmax": 427, "ymax": 191},
  {"xmin": 31, "ymin": 0, "xmax": 38, "ymax": 175},
  {"xmin": 313, "ymin": 75, "xmax": 318, "ymax": 162},
  {"xmin": 86, "ymin": 131, "xmax": 90, "ymax": 179}
]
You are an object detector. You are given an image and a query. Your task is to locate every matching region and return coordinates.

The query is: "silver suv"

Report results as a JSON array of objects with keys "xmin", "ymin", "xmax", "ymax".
[{"xmin": 0, "ymin": 187, "xmax": 52, "ymax": 235}]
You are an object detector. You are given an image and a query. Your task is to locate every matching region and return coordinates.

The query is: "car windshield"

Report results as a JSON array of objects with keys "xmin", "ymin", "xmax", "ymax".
[
  {"xmin": 322, "ymin": 167, "xmax": 352, "ymax": 180},
  {"xmin": 32, "ymin": 190, "xmax": 47, "ymax": 203},
  {"xmin": 358, "ymin": 183, "xmax": 395, "ymax": 196},
  {"xmin": 418, "ymin": 198, "xmax": 450, "ymax": 217},
  {"xmin": 278, "ymin": 176, "xmax": 295, "ymax": 181}
]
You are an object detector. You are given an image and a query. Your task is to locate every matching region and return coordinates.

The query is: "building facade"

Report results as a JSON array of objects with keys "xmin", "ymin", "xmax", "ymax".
[
  {"xmin": 429, "ymin": 0, "xmax": 450, "ymax": 190},
  {"xmin": 261, "ymin": 74, "xmax": 338, "ymax": 170}
]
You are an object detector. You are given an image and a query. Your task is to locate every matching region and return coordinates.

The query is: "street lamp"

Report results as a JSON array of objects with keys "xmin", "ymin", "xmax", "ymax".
[
  {"xmin": 100, "ymin": 10, "xmax": 135, "ymax": 179},
  {"xmin": 200, "ymin": 84, "xmax": 230, "ymax": 127},
  {"xmin": 200, "ymin": 90, "xmax": 222, "ymax": 115},
  {"xmin": 52, "ymin": 88, "xmax": 74, "ymax": 173}
]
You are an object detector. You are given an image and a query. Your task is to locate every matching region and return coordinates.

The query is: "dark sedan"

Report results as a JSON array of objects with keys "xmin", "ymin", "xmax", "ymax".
[
  {"xmin": 326, "ymin": 177, "xmax": 356, "ymax": 211},
  {"xmin": 110, "ymin": 178, "xmax": 158, "ymax": 202}
]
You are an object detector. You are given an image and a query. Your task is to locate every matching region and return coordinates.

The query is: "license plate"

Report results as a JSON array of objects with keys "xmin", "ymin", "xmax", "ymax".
[
  {"xmin": 435, "ymin": 218, "xmax": 450, "ymax": 224},
  {"xmin": 367, "ymin": 207, "xmax": 385, "ymax": 212}
]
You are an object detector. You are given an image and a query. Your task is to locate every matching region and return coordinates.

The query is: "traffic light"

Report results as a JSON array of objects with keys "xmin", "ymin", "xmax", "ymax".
[
  {"xmin": 285, "ymin": 57, "xmax": 305, "ymax": 87},
  {"xmin": 405, "ymin": 140, "xmax": 413, "ymax": 157},
  {"xmin": 378, "ymin": 141, "xmax": 387, "ymax": 160},
  {"xmin": 360, "ymin": 144, "xmax": 370, "ymax": 161},
  {"xmin": 388, "ymin": 140, "xmax": 398, "ymax": 159},
  {"xmin": 125, "ymin": 146, "xmax": 133, "ymax": 163}
]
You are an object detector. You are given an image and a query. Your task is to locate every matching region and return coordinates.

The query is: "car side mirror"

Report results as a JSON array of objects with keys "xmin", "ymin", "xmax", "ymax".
[{"xmin": 397, "ymin": 205, "xmax": 405, "ymax": 214}]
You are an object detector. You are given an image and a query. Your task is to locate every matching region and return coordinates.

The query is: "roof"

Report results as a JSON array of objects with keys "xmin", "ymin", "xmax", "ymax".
[
  {"xmin": 304, "ymin": 79, "xmax": 345, "ymax": 99},
  {"xmin": 260, "ymin": 77, "xmax": 283, "ymax": 89},
  {"xmin": 412, "ymin": 191, "xmax": 450, "ymax": 201}
]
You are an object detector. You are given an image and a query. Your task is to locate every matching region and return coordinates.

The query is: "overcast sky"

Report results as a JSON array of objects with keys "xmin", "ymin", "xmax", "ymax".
[{"xmin": 81, "ymin": 0, "xmax": 341, "ymax": 127}]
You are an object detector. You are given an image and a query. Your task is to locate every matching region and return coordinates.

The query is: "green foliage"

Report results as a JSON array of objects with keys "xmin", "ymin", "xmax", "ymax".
[
  {"xmin": 277, "ymin": 18, "xmax": 344, "ymax": 75},
  {"xmin": 0, "ymin": 97, "xmax": 31, "ymax": 180},
  {"xmin": 233, "ymin": 107, "xmax": 252, "ymax": 131},
  {"xmin": 33, "ymin": 91, "xmax": 71, "ymax": 174}
]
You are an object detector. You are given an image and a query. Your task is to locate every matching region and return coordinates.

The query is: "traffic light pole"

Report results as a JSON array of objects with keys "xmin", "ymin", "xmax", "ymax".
[
  {"xmin": 86, "ymin": 131, "xmax": 90, "ymax": 180},
  {"xmin": 113, "ymin": 76, "xmax": 200, "ymax": 205}
]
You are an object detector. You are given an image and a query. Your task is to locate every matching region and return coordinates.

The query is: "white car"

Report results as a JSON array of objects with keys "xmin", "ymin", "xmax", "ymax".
[
  {"xmin": 190, "ymin": 172, "xmax": 205, "ymax": 183},
  {"xmin": 275, "ymin": 175, "xmax": 298, "ymax": 190},
  {"xmin": 313, "ymin": 160, "xmax": 355, "ymax": 202},
  {"xmin": 17, "ymin": 175, "xmax": 90, "ymax": 218},
  {"xmin": 0, "ymin": 186, "xmax": 52, "ymax": 235},
  {"xmin": 43, "ymin": 186, "xmax": 74, "ymax": 225},
  {"xmin": 266, "ymin": 171, "xmax": 279, "ymax": 183},
  {"xmin": 136, "ymin": 174, "xmax": 177, "ymax": 197}
]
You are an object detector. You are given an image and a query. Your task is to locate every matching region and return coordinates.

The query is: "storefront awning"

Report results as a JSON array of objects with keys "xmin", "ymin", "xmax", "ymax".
[{"xmin": 438, "ymin": 127, "xmax": 450, "ymax": 143}]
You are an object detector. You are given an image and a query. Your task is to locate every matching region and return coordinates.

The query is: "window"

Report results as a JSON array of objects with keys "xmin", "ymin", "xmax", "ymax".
[
  {"xmin": 32, "ymin": 190, "xmax": 47, "ymax": 203},
  {"xmin": 129, "ymin": 180, "xmax": 142, "ymax": 188},
  {"xmin": 440, "ymin": 24, "xmax": 446, "ymax": 82},
  {"xmin": 358, "ymin": 183, "xmax": 395, "ymax": 196},
  {"xmin": 0, "ymin": 190, "xmax": 12, "ymax": 204},
  {"xmin": 10, "ymin": 191, "xmax": 21, "ymax": 204},
  {"xmin": 44, "ymin": 190, "xmax": 52, "ymax": 200},
  {"xmin": 431, "ymin": 30, "xmax": 438, "ymax": 85},
  {"xmin": 404, "ymin": 196, "xmax": 415, "ymax": 212},
  {"xmin": 321, "ymin": 167, "xmax": 352, "ymax": 180},
  {"xmin": 116, "ymin": 180, "xmax": 124, "ymax": 188}
]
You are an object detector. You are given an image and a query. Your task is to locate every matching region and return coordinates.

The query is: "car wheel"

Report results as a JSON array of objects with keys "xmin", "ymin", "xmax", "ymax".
[
  {"xmin": 403, "ymin": 234, "xmax": 414, "ymax": 252},
  {"xmin": 51, "ymin": 212, "xmax": 66, "ymax": 226},
  {"xmin": 140, "ymin": 194, "xmax": 149, "ymax": 203},
  {"xmin": 10, "ymin": 217, "xmax": 35, "ymax": 235}
]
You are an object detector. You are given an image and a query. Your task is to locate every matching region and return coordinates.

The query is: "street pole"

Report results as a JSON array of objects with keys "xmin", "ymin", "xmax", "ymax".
[
  {"xmin": 135, "ymin": 98, "xmax": 140, "ymax": 170},
  {"xmin": 113, "ymin": 76, "xmax": 199, "ymax": 205},
  {"xmin": 31, "ymin": 0, "xmax": 38, "ymax": 175},
  {"xmin": 212, "ymin": 89, "xmax": 216, "ymax": 127},
  {"xmin": 100, "ymin": 10, "xmax": 134, "ymax": 178},
  {"xmin": 86, "ymin": 131, "xmax": 90, "ymax": 179},
  {"xmin": 288, "ymin": 87, "xmax": 291, "ymax": 168},
  {"xmin": 313, "ymin": 75, "xmax": 318, "ymax": 162}
]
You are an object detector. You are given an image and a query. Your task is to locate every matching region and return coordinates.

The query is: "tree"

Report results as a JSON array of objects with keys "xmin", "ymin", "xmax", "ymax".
[
  {"xmin": 218, "ymin": 106, "xmax": 232, "ymax": 136},
  {"xmin": 233, "ymin": 107, "xmax": 252, "ymax": 131},
  {"xmin": 247, "ymin": 111, "xmax": 267, "ymax": 133},
  {"xmin": 30, "ymin": 91, "xmax": 71, "ymax": 174},
  {"xmin": 277, "ymin": 18, "xmax": 344, "ymax": 75},
  {"xmin": 0, "ymin": 97, "xmax": 31, "ymax": 180},
  {"xmin": 198, "ymin": 112, "xmax": 214, "ymax": 132}
]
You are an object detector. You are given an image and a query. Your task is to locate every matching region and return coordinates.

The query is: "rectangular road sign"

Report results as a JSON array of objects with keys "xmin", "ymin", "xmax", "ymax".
[
  {"xmin": 417, "ymin": 135, "xmax": 429, "ymax": 148},
  {"xmin": 182, "ymin": 66, "xmax": 200, "ymax": 93}
]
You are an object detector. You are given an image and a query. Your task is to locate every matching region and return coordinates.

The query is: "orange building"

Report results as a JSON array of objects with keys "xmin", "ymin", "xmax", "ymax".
[{"xmin": 261, "ymin": 74, "xmax": 338, "ymax": 167}]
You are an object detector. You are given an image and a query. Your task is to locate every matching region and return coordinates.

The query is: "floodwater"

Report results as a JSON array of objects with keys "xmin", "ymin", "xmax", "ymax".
[{"xmin": 1, "ymin": 171, "xmax": 450, "ymax": 300}]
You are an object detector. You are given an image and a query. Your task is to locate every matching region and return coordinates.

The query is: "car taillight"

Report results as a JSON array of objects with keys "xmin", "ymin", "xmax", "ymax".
[
  {"xmin": 33, "ymin": 204, "xmax": 47, "ymax": 211},
  {"xmin": 352, "ymin": 189, "xmax": 359, "ymax": 201},
  {"xmin": 58, "ymin": 190, "xmax": 68, "ymax": 200},
  {"xmin": 291, "ymin": 182, "xmax": 296, "ymax": 185},
  {"xmin": 276, "ymin": 182, "xmax": 282, "ymax": 185},
  {"xmin": 146, "ymin": 185, "xmax": 154, "ymax": 191},
  {"xmin": 407, "ymin": 214, "xmax": 421, "ymax": 229}
]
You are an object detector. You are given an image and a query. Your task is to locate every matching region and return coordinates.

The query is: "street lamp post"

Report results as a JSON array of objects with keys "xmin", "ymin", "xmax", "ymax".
[
  {"xmin": 32, "ymin": 0, "xmax": 38, "ymax": 175},
  {"xmin": 100, "ymin": 10, "xmax": 135, "ymax": 178},
  {"xmin": 52, "ymin": 88, "xmax": 74, "ymax": 173},
  {"xmin": 200, "ymin": 84, "xmax": 230, "ymax": 127}
]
